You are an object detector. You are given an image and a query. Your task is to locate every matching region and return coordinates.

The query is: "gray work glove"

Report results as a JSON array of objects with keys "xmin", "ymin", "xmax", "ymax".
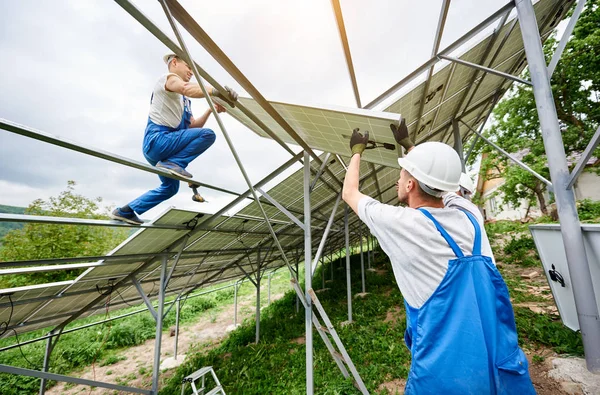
[
  {"xmin": 390, "ymin": 118, "xmax": 414, "ymax": 151},
  {"xmin": 350, "ymin": 128, "xmax": 369, "ymax": 156},
  {"xmin": 212, "ymin": 86, "xmax": 238, "ymax": 107}
]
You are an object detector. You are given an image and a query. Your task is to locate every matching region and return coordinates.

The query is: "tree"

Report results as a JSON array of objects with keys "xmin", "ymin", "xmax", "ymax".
[
  {"xmin": 0, "ymin": 181, "xmax": 129, "ymax": 287},
  {"xmin": 469, "ymin": 1, "xmax": 600, "ymax": 215}
]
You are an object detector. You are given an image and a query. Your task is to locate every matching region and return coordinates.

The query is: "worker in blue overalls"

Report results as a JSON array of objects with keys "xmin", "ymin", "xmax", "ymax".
[
  {"xmin": 111, "ymin": 54, "xmax": 238, "ymax": 224},
  {"xmin": 342, "ymin": 122, "xmax": 535, "ymax": 394}
]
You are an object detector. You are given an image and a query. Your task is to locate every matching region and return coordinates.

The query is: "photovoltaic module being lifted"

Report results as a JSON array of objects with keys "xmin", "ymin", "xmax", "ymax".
[{"xmin": 218, "ymin": 97, "xmax": 404, "ymax": 168}]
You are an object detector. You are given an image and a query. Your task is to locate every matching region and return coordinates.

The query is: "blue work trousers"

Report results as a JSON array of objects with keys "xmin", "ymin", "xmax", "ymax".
[{"xmin": 128, "ymin": 120, "xmax": 216, "ymax": 214}]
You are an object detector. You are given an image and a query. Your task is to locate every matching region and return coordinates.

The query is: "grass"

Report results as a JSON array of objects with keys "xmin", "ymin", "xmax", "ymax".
[
  {"xmin": 0, "ymin": 269, "xmax": 292, "ymax": 394},
  {"xmin": 0, "ymin": 208, "xmax": 593, "ymax": 394},
  {"xmin": 159, "ymin": 246, "xmax": 584, "ymax": 394}
]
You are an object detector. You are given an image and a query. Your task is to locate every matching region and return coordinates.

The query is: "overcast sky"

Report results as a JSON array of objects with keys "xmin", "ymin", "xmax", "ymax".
[{"xmin": 0, "ymin": 0, "xmax": 511, "ymax": 219}]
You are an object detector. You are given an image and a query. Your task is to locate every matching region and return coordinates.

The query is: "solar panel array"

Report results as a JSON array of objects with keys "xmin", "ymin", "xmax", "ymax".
[
  {"xmin": 221, "ymin": 0, "xmax": 571, "ymax": 163},
  {"xmin": 0, "ymin": 153, "xmax": 396, "ymax": 336},
  {"xmin": 0, "ymin": 0, "xmax": 572, "ymax": 338}
]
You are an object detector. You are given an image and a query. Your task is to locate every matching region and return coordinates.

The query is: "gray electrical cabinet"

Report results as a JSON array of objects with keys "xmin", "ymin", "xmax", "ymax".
[{"xmin": 529, "ymin": 224, "xmax": 600, "ymax": 331}]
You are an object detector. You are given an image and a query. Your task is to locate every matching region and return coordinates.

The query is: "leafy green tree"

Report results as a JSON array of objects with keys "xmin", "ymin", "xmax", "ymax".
[
  {"xmin": 469, "ymin": 1, "xmax": 600, "ymax": 214},
  {"xmin": 0, "ymin": 181, "xmax": 128, "ymax": 287}
]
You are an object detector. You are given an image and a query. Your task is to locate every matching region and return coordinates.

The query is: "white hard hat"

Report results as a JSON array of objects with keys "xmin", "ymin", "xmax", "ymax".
[
  {"xmin": 459, "ymin": 172, "xmax": 475, "ymax": 194},
  {"xmin": 163, "ymin": 53, "xmax": 177, "ymax": 65},
  {"xmin": 397, "ymin": 142, "xmax": 461, "ymax": 193}
]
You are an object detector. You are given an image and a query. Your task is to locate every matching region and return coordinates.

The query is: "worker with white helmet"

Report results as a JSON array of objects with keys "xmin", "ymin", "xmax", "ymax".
[
  {"xmin": 343, "ymin": 120, "xmax": 534, "ymax": 394},
  {"xmin": 111, "ymin": 53, "xmax": 238, "ymax": 224}
]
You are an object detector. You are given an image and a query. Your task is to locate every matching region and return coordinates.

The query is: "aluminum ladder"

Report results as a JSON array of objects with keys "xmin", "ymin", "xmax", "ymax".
[{"xmin": 181, "ymin": 366, "xmax": 225, "ymax": 395}]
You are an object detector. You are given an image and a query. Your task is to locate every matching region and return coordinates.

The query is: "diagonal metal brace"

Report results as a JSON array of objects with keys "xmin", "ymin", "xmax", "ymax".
[
  {"xmin": 567, "ymin": 125, "xmax": 600, "ymax": 190},
  {"xmin": 132, "ymin": 277, "xmax": 157, "ymax": 320},
  {"xmin": 257, "ymin": 187, "xmax": 305, "ymax": 231},
  {"xmin": 460, "ymin": 119, "xmax": 553, "ymax": 190}
]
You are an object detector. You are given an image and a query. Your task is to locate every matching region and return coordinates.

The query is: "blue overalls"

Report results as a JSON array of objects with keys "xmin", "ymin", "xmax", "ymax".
[
  {"xmin": 128, "ymin": 96, "xmax": 216, "ymax": 215},
  {"xmin": 403, "ymin": 208, "xmax": 535, "ymax": 395}
]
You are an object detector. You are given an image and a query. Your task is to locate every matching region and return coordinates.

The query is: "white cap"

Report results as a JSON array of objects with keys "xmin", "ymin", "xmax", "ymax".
[
  {"xmin": 397, "ymin": 142, "xmax": 461, "ymax": 194},
  {"xmin": 163, "ymin": 53, "xmax": 177, "ymax": 66},
  {"xmin": 459, "ymin": 172, "xmax": 475, "ymax": 194}
]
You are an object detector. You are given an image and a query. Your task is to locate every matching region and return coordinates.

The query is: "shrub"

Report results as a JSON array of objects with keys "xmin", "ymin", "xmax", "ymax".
[
  {"xmin": 578, "ymin": 199, "xmax": 600, "ymax": 221},
  {"xmin": 503, "ymin": 236, "xmax": 539, "ymax": 267}
]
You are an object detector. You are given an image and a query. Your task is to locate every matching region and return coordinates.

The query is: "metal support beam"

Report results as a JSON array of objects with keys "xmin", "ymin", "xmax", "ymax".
[
  {"xmin": 165, "ymin": 235, "xmax": 190, "ymax": 289},
  {"xmin": 439, "ymin": 55, "xmax": 532, "ymax": 86},
  {"xmin": 311, "ymin": 192, "xmax": 342, "ymax": 277},
  {"xmin": 464, "ymin": 101, "xmax": 498, "ymax": 164},
  {"xmin": 413, "ymin": 0, "xmax": 451, "ymax": 139},
  {"xmin": 268, "ymin": 271, "xmax": 273, "ymax": 306},
  {"xmin": 257, "ymin": 187, "xmax": 305, "ymax": 231},
  {"xmin": 459, "ymin": 119, "xmax": 553, "ymax": 189},
  {"xmin": 452, "ymin": 119, "xmax": 466, "ymax": 172},
  {"xmin": 113, "ymin": 0, "xmax": 298, "ymax": 159},
  {"xmin": 359, "ymin": 224, "xmax": 365, "ymax": 294},
  {"xmin": 132, "ymin": 277, "xmax": 157, "ymax": 320},
  {"xmin": 0, "ymin": 213, "xmax": 188, "ymax": 230},
  {"xmin": 255, "ymin": 251, "xmax": 261, "ymax": 344},
  {"xmin": 310, "ymin": 153, "xmax": 331, "ymax": 192},
  {"xmin": 151, "ymin": 256, "xmax": 168, "ymax": 393},
  {"xmin": 0, "ymin": 119, "xmax": 240, "ymax": 198},
  {"xmin": 235, "ymin": 262, "xmax": 258, "ymax": 287},
  {"xmin": 548, "ymin": 0, "xmax": 586, "ymax": 77},
  {"xmin": 0, "ymin": 364, "xmax": 151, "ymax": 395},
  {"xmin": 164, "ymin": 0, "xmax": 343, "ymax": 189},
  {"xmin": 365, "ymin": 1, "xmax": 514, "ymax": 109},
  {"xmin": 39, "ymin": 332, "xmax": 56, "ymax": 395},
  {"xmin": 516, "ymin": 0, "xmax": 600, "ymax": 372},
  {"xmin": 303, "ymin": 151, "xmax": 314, "ymax": 394},
  {"xmin": 159, "ymin": 0, "xmax": 300, "ymax": 284},
  {"xmin": 344, "ymin": 205, "xmax": 352, "ymax": 323},
  {"xmin": 567, "ymin": 125, "xmax": 600, "ymax": 190},
  {"xmin": 367, "ymin": 233, "xmax": 371, "ymax": 269},
  {"xmin": 331, "ymin": 0, "xmax": 361, "ymax": 107},
  {"xmin": 174, "ymin": 299, "xmax": 180, "ymax": 359}
]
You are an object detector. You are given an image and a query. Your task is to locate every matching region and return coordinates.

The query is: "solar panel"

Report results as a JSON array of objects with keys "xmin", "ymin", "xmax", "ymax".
[
  {"xmin": 219, "ymin": 98, "xmax": 402, "ymax": 168},
  {"xmin": 220, "ymin": 0, "xmax": 570, "ymax": 163}
]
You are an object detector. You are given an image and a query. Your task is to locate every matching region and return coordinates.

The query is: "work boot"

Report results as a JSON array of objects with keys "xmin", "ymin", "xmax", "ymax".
[
  {"xmin": 110, "ymin": 208, "xmax": 144, "ymax": 225},
  {"xmin": 189, "ymin": 183, "xmax": 206, "ymax": 203},
  {"xmin": 156, "ymin": 161, "xmax": 193, "ymax": 179}
]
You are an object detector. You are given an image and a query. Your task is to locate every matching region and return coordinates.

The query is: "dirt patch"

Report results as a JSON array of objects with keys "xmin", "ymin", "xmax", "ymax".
[
  {"xmin": 290, "ymin": 336, "xmax": 305, "ymax": 345},
  {"xmin": 377, "ymin": 378, "xmax": 406, "ymax": 394},
  {"xmin": 384, "ymin": 306, "xmax": 403, "ymax": 325},
  {"xmin": 526, "ymin": 352, "xmax": 571, "ymax": 395},
  {"xmin": 46, "ymin": 294, "xmax": 273, "ymax": 394}
]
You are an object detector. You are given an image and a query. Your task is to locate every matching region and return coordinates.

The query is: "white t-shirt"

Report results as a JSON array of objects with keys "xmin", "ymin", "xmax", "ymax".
[
  {"xmin": 358, "ymin": 195, "xmax": 494, "ymax": 308},
  {"xmin": 148, "ymin": 73, "xmax": 186, "ymax": 128}
]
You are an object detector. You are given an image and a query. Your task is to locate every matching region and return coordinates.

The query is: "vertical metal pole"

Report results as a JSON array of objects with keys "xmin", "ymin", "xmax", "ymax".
[
  {"xmin": 255, "ymin": 273, "xmax": 261, "ymax": 344},
  {"xmin": 345, "ymin": 205, "xmax": 353, "ymax": 323},
  {"xmin": 360, "ymin": 225, "xmax": 366, "ymax": 294},
  {"xmin": 174, "ymin": 299, "xmax": 180, "ymax": 359},
  {"xmin": 268, "ymin": 272, "xmax": 272, "ymax": 306},
  {"xmin": 152, "ymin": 256, "xmax": 168, "ymax": 393},
  {"xmin": 234, "ymin": 280, "xmax": 239, "ymax": 326},
  {"xmin": 295, "ymin": 258, "xmax": 300, "ymax": 314},
  {"xmin": 366, "ymin": 232, "xmax": 371, "ymax": 270},
  {"xmin": 304, "ymin": 151, "xmax": 313, "ymax": 394},
  {"xmin": 330, "ymin": 251, "xmax": 334, "ymax": 281},
  {"xmin": 452, "ymin": 119, "xmax": 466, "ymax": 172},
  {"xmin": 322, "ymin": 258, "xmax": 326, "ymax": 289},
  {"xmin": 516, "ymin": 0, "xmax": 600, "ymax": 372},
  {"xmin": 39, "ymin": 334, "xmax": 53, "ymax": 395}
]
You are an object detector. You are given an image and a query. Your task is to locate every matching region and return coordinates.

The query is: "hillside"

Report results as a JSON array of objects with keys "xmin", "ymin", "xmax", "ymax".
[{"xmin": 0, "ymin": 204, "xmax": 26, "ymax": 243}]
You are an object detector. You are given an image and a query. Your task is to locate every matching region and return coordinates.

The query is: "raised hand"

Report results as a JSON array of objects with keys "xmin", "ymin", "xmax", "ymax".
[{"xmin": 350, "ymin": 128, "xmax": 369, "ymax": 156}]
